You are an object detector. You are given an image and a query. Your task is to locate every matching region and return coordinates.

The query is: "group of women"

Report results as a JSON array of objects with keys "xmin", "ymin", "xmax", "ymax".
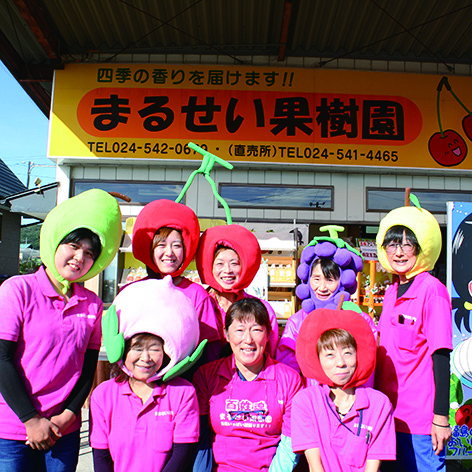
[{"xmin": 0, "ymin": 191, "xmax": 452, "ymax": 472}]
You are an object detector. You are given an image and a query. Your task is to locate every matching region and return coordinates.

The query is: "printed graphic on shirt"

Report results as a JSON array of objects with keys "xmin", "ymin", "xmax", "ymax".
[{"xmin": 221, "ymin": 398, "xmax": 272, "ymax": 428}]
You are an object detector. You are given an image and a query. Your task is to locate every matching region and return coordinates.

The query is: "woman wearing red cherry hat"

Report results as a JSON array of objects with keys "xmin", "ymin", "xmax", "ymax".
[
  {"xmin": 196, "ymin": 224, "xmax": 279, "ymax": 357},
  {"xmin": 131, "ymin": 199, "xmax": 220, "ymax": 363}
]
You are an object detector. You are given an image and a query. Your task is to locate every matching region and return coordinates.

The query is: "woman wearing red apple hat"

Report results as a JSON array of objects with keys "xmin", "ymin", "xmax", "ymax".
[
  {"xmin": 196, "ymin": 224, "xmax": 279, "ymax": 357},
  {"xmin": 131, "ymin": 199, "xmax": 220, "ymax": 363},
  {"xmin": 291, "ymin": 308, "xmax": 395, "ymax": 471},
  {"xmin": 374, "ymin": 197, "xmax": 452, "ymax": 471}
]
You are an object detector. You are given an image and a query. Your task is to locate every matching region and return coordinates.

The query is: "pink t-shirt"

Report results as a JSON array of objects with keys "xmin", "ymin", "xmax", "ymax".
[
  {"xmin": 375, "ymin": 271, "xmax": 452, "ymax": 434},
  {"xmin": 292, "ymin": 384, "xmax": 396, "ymax": 471},
  {"xmin": 90, "ymin": 377, "xmax": 199, "ymax": 472},
  {"xmin": 209, "ymin": 290, "xmax": 279, "ymax": 358},
  {"xmin": 193, "ymin": 355, "xmax": 302, "ymax": 472},
  {"xmin": 0, "ymin": 266, "xmax": 103, "ymax": 439}
]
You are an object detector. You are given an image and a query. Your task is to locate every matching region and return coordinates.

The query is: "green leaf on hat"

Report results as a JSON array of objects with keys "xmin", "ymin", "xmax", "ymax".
[
  {"xmin": 410, "ymin": 193, "xmax": 422, "ymax": 210},
  {"xmin": 102, "ymin": 305, "xmax": 125, "ymax": 364},
  {"xmin": 162, "ymin": 339, "xmax": 208, "ymax": 382}
]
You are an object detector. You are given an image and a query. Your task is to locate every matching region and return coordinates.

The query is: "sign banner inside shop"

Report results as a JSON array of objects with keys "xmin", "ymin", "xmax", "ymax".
[{"xmin": 48, "ymin": 64, "xmax": 472, "ymax": 170}]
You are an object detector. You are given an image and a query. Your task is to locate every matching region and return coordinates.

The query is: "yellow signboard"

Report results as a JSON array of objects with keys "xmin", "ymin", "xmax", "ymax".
[{"xmin": 48, "ymin": 63, "xmax": 472, "ymax": 170}]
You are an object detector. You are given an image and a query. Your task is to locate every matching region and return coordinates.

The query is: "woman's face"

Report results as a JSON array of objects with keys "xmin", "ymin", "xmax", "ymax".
[
  {"xmin": 152, "ymin": 229, "xmax": 184, "ymax": 275},
  {"xmin": 225, "ymin": 316, "xmax": 268, "ymax": 370},
  {"xmin": 319, "ymin": 343, "xmax": 357, "ymax": 387},
  {"xmin": 385, "ymin": 232, "xmax": 417, "ymax": 277},
  {"xmin": 124, "ymin": 336, "xmax": 164, "ymax": 383},
  {"xmin": 54, "ymin": 238, "xmax": 95, "ymax": 281},
  {"xmin": 212, "ymin": 248, "xmax": 241, "ymax": 290},
  {"xmin": 310, "ymin": 264, "xmax": 340, "ymax": 300}
]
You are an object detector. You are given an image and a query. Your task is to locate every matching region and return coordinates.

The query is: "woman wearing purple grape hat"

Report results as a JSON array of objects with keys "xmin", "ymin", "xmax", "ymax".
[{"xmin": 276, "ymin": 225, "xmax": 375, "ymax": 375}]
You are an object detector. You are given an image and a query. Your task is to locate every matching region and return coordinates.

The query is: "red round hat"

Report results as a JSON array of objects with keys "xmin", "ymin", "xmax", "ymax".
[
  {"xmin": 296, "ymin": 308, "xmax": 377, "ymax": 389},
  {"xmin": 132, "ymin": 199, "xmax": 200, "ymax": 277},
  {"xmin": 196, "ymin": 225, "xmax": 261, "ymax": 293}
]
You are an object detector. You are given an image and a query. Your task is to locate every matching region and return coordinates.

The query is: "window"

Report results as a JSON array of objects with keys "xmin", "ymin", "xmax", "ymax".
[
  {"xmin": 366, "ymin": 188, "xmax": 472, "ymax": 214},
  {"xmin": 219, "ymin": 184, "xmax": 333, "ymax": 210},
  {"xmin": 72, "ymin": 180, "xmax": 185, "ymax": 204}
]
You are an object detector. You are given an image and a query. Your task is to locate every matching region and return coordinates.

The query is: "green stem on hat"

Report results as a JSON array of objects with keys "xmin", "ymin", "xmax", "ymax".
[
  {"xmin": 175, "ymin": 143, "xmax": 234, "ymax": 224},
  {"xmin": 319, "ymin": 225, "xmax": 345, "ymax": 240}
]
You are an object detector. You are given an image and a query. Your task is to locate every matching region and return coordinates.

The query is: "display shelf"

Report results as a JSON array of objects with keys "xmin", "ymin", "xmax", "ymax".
[
  {"xmin": 270, "ymin": 282, "xmax": 296, "ymax": 288},
  {"xmin": 256, "ymin": 230, "xmax": 299, "ymax": 320}
]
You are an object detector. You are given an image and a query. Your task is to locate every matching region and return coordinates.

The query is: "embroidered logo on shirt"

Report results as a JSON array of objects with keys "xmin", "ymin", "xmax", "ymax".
[
  {"xmin": 156, "ymin": 411, "xmax": 173, "ymax": 416},
  {"xmin": 75, "ymin": 313, "xmax": 97, "ymax": 319},
  {"xmin": 353, "ymin": 423, "xmax": 373, "ymax": 431}
]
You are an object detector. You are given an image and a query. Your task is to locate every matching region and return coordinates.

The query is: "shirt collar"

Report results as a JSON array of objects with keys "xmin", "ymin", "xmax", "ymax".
[
  {"xmin": 121, "ymin": 380, "xmax": 167, "ymax": 399},
  {"xmin": 36, "ymin": 265, "xmax": 88, "ymax": 302},
  {"xmin": 218, "ymin": 354, "xmax": 276, "ymax": 381},
  {"xmin": 322, "ymin": 383, "xmax": 370, "ymax": 414},
  {"xmin": 395, "ymin": 271, "xmax": 428, "ymax": 299}
]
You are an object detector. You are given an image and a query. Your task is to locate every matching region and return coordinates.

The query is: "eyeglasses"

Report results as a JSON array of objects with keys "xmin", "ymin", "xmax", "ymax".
[{"xmin": 384, "ymin": 242, "xmax": 415, "ymax": 255}]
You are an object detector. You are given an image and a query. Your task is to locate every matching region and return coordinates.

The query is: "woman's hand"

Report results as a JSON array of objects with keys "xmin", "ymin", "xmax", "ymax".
[
  {"xmin": 24, "ymin": 414, "xmax": 62, "ymax": 450},
  {"xmin": 50, "ymin": 409, "xmax": 77, "ymax": 435},
  {"xmin": 431, "ymin": 414, "xmax": 452, "ymax": 455}
]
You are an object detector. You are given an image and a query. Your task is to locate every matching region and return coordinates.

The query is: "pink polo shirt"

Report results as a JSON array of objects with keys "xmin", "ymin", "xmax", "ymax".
[
  {"xmin": 292, "ymin": 384, "xmax": 396, "ymax": 471},
  {"xmin": 193, "ymin": 354, "xmax": 302, "ymax": 471},
  {"xmin": 375, "ymin": 271, "xmax": 452, "ymax": 434},
  {"xmin": 0, "ymin": 266, "xmax": 102, "ymax": 439},
  {"xmin": 90, "ymin": 377, "xmax": 199, "ymax": 472},
  {"xmin": 209, "ymin": 291, "xmax": 280, "ymax": 357}
]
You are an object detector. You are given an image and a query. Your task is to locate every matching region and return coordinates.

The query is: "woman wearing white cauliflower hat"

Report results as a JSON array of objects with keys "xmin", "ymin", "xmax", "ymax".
[{"xmin": 90, "ymin": 276, "xmax": 206, "ymax": 472}]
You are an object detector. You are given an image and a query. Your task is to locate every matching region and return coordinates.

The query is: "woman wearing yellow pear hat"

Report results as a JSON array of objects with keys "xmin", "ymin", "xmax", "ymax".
[{"xmin": 375, "ymin": 196, "xmax": 452, "ymax": 472}]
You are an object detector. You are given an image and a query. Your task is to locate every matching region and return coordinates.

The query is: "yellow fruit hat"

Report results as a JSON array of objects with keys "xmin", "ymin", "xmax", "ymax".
[{"xmin": 376, "ymin": 196, "xmax": 441, "ymax": 279}]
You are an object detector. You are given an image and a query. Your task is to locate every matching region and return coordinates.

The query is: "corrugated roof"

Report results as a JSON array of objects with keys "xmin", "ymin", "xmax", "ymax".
[
  {"xmin": 0, "ymin": 158, "xmax": 27, "ymax": 199},
  {"xmin": 2, "ymin": 0, "xmax": 472, "ymax": 114}
]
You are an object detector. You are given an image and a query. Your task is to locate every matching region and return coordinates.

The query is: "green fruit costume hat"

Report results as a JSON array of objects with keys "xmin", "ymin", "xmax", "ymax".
[
  {"xmin": 376, "ymin": 197, "xmax": 441, "ymax": 279},
  {"xmin": 296, "ymin": 308, "xmax": 377, "ymax": 389},
  {"xmin": 40, "ymin": 189, "xmax": 122, "ymax": 294},
  {"xmin": 102, "ymin": 276, "xmax": 205, "ymax": 382},
  {"xmin": 196, "ymin": 224, "xmax": 261, "ymax": 293},
  {"xmin": 132, "ymin": 199, "xmax": 200, "ymax": 277}
]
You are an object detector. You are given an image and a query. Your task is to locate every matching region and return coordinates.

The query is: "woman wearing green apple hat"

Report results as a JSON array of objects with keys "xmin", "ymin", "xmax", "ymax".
[{"xmin": 0, "ymin": 189, "xmax": 122, "ymax": 472}]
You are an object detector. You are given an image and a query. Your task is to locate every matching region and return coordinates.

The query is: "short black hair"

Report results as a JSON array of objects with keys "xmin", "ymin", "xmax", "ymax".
[
  {"xmin": 225, "ymin": 298, "xmax": 271, "ymax": 335},
  {"xmin": 59, "ymin": 228, "xmax": 102, "ymax": 261},
  {"xmin": 382, "ymin": 225, "xmax": 420, "ymax": 254},
  {"xmin": 311, "ymin": 257, "xmax": 341, "ymax": 280}
]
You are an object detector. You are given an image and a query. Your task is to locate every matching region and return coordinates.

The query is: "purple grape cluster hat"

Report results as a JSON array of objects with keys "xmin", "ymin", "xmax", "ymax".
[{"xmin": 296, "ymin": 225, "xmax": 364, "ymax": 313}]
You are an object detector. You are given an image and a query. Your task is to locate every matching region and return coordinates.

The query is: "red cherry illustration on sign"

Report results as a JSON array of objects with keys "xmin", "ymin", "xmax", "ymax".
[
  {"xmin": 456, "ymin": 404, "xmax": 472, "ymax": 428},
  {"xmin": 428, "ymin": 129, "xmax": 467, "ymax": 167},
  {"xmin": 463, "ymin": 114, "xmax": 472, "ymax": 141}
]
